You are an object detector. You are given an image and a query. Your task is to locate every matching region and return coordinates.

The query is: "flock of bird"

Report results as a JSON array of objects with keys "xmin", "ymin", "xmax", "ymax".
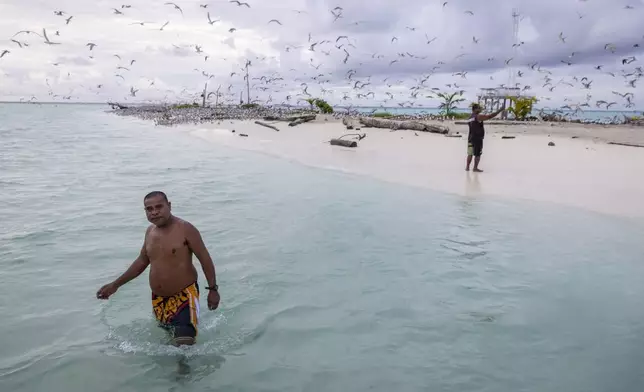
[{"xmin": 1, "ymin": 1, "xmax": 642, "ymax": 115}]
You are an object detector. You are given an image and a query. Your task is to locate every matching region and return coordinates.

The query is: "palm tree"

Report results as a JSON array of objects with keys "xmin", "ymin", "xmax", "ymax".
[{"xmin": 436, "ymin": 91, "xmax": 465, "ymax": 116}]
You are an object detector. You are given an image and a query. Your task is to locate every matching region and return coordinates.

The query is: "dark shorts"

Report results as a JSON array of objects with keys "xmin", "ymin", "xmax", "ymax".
[
  {"xmin": 152, "ymin": 282, "xmax": 200, "ymax": 339},
  {"xmin": 468, "ymin": 139, "xmax": 483, "ymax": 157}
]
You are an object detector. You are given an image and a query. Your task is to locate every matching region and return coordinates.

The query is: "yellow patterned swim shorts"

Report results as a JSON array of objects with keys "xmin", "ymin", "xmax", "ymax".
[{"xmin": 151, "ymin": 282, "xmax": 200, "ymax": 339}]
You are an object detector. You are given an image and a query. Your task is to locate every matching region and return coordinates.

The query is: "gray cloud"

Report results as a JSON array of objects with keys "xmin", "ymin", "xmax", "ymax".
[{"xmin": 0, "ymin": 0, "xmax": 643, "ymax": 110}]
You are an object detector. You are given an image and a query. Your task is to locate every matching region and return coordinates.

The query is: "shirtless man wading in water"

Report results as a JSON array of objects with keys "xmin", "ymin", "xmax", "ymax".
[{"xmin": 96, "ymin": 191, "xmax": 220, "ymax": 346}]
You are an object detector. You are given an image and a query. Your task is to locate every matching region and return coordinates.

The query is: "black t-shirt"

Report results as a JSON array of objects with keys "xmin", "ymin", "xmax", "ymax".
[{"xmin": 468, "ymin": 114, "xmax": 485, "ymax": 142}]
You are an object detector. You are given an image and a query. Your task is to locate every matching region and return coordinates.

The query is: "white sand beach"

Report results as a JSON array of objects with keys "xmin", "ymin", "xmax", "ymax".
[{"xmin": 187, "ymin": 117, "xmax": 644, "ymax": 219}]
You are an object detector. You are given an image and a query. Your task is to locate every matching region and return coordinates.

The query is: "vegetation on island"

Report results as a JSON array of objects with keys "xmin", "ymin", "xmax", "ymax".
[
  {"xmin": 507, "ymin": 96, "xmax": 538, "ymax": 120},
  {"xmin": 241, "ymin": 103, "xmax": 260, "ymax": 109},
  {"xmin": 172, "ymin": 103, "xmax": 200, "ymax": 109},
  {"xmin": 372, "ymin": 112, "xmax": 393, "ymax": 118},
  {"xmin": 436, "ymin": 91, "xmax": 465, "ymax": 116},
  {"xmin": 305, "ymin": 98, "xmax": 334, "ymax": 114},
  {"xmin": 446, "ymin": 112, "xmax": 471, "ymax": 120}
]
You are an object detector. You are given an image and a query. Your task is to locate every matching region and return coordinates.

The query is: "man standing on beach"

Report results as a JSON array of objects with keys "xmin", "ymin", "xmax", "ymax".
[
  {"xmin": 466, "ymin": 103, "xmax": 505, "ymax": 172},
  {"xmin": 96, "ymin": 191, "xmax": 220, "ymax": 346}
]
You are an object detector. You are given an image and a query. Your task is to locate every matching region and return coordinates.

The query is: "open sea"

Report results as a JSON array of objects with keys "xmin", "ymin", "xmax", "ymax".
[{"xmin": 2, "ymin": 103, "xmax": 644, "ymax": 392}]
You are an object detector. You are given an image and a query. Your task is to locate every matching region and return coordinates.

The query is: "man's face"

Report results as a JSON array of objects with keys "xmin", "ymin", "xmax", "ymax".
[
  {"xmin": 473, "ymin": 106, "xmax": 482, "ymax": 114},
  {"xmin": 144, "ymin": 196, "xmax": 171, "ymax": 226}
]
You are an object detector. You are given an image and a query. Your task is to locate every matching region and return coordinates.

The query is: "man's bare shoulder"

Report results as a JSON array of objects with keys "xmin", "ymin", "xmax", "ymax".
[{"xmin": 176, "ymin": 218, "xmax": 200, "ymax": 234}]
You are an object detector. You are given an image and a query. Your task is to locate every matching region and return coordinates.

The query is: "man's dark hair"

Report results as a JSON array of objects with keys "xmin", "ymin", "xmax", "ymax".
[
  {"xmin": 471, "ymin": 103, "xmax": 481, "ymax": 110},
  {"xmin": 144, "ymin": 191, "xmax": 168, "ymax": 202}
]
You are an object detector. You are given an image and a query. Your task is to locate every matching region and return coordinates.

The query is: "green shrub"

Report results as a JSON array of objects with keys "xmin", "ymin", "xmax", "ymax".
[
  {"xmin": 172, "ymin": 103, "xmax": 198, "ymax": 109},
  {"xmin": 507, "ymin": 96, "xmax": 538, "ymax": 120},
  {"xmin": 305, "ymin": 98, "xmax": 333, "ymax": 114},
  {"xmin": 241, "ymin": 103, "xmax": 260, "ymax": 109},
  {"xmin": 372, "ymin": 112, "xmax": 393, "ymax": 118},
  {"xmin": 315, "ymin": 99, "xmax": 333, "ymax": 114}
]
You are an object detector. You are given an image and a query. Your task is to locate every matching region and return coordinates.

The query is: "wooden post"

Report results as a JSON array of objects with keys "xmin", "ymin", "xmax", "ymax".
[
  {"xmin": 202, "ymin": 82, "xmax": 208, "ymax": 107},
  {"xmin": 244, "ymin": 60, "xmax": 251, "ymax": 104},
  {"xmin": 215, "ymin": 85, "xmax": 221, "ymax": 107}
]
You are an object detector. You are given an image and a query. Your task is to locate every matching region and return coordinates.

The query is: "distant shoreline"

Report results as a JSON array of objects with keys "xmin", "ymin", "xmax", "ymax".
[{"xmin": 0, "ymin": 100, "xmax": 642, "ymax": 115}]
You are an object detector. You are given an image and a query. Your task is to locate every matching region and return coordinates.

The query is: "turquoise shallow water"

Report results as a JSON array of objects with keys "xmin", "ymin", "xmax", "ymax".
[{"xmin": 1, "ymin": 104, "xmax": 644, "ymax": 392}]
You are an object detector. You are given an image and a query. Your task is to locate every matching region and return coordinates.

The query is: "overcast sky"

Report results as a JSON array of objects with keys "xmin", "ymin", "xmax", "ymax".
[{"xmin": 1, "ymin": 0, "xmax": 643, "ymax": 110}]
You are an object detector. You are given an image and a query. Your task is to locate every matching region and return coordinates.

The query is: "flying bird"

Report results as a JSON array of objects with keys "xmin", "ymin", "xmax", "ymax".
[
  {"xmin": 13, "ymin": 30, "xmax": 42, "ymax": 38},
  {"xmin": 42, "ymin": 28, "xmax": 60, "ymax": 45},
  {"xmin": 164, "ymin": 2, "xmax": 183, "ymax": 15},
  {"xmin": 65, "ymin": 16, "xmax": 73, "ymax": 25},
  {"xmin": 229, "ymin": 0, "xmax": 250, "ymax": 7},
  {"xmin": 10, "ymin": 39, "xmax": 27, "ymax": 48},
  {"xmin": 207, "ymin": 13, "xmax": 219, "ymax": 25},
  {"xmin": 86, "ymin": 43, "xmax": 97, "ymax": 50},
  {"xmin": 558, "ymin": 32, "xmax": 566, "ymax": 43},
  {"xmin": 0, "ymin": 50, "xmax": 9, "ymax": 58},
  {"xmin": 112, "ymin": 8, "xmax": 123, "ymax": 15},
  {"xmin": 268, "ymin": 19, "xmax": 282, "ymax": 25}
]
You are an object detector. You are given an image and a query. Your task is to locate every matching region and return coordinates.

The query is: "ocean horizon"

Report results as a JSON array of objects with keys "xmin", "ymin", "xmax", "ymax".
[
  {"xmin": 2, "ymin": 104, "xmax": 644, "ymax": 391},
  {"xmin": 1, "ymin": 100, "xmax": 641, "ymax": 122}
]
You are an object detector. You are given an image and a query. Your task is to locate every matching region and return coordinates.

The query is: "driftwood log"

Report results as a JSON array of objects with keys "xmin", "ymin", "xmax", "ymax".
[
  {"xmin": 342, "ymin": 117, "xmax": 354, "ymax": 129},
  {"xmin": 263, "ymin": 114, "xmax": 316, "ymax": 123},
  {"xmin": 254, "ymin": 120, "xmax": 280, "ymax": 131},
  {"xmin": 358, "ymin": 117, "xmax": 449, "ymax": 134},
  {"xmin": 329, "ymin": 133, "xmax": 366, "ymax": 148},
  {"xmin": 608, "ymin": 141, "xmax": 644, "ymax": 148},
  {"xmin": 289, "ymin": 115, "xmax": 316, "ymax": 127},
  {"xmin": 330, "ymin": 139, "xmax": 358, "ymax": 147}
]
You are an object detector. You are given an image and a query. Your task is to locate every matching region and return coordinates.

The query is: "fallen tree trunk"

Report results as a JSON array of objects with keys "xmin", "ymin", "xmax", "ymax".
[
  {"xmin": 329, "ymin": 133, "xmax": 366, "ymax": 148},
  {"xmin": 263, "ymin": 114, "xmax": 316, "ymax": 123},
  {"xmin": 342, "ymin": 117, "xmax": 355, "ymax": 129},
  {"xmin": 608, "ymin": 141, "xmax": 644, "ymax": 148},
  {"xmin": 330, "ymin": 138, "xmax": 358, "ymax": 147},
  {"xmin": 289, "ymin": 115, "xmax": 316, "ymax": 127},
  {"xmin": 358, "ymin": 117, "xmax": 449, "ymax": 134},
  {"xmin": 254, "ymin": 120, "xmax": 280, "ymax": 131}
]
